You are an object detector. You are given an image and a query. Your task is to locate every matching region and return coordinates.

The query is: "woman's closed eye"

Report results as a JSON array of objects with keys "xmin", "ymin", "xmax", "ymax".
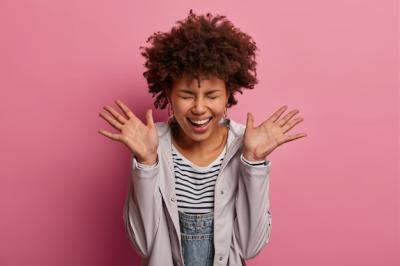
[{"xmin": 179, "ymin": 96, "xmax": 218, "ymax": 99}]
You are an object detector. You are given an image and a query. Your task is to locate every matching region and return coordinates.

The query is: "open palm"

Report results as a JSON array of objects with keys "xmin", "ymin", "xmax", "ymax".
[
  {"xmin": 243, "ymin": 105, "xmax": 307, "ymax": 161},
  {"xmin": 98, "ymin": 99, "xmax": 159, "ymax": 165}
]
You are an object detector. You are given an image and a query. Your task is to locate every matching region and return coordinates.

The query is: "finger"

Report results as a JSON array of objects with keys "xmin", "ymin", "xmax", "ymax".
[
  {"xmin": 146, "ymin": 109, "xmax": 155, "ymax": 128},
  {"xmin": 103, "ymin": 105, "xmax": 127, "ymax": 124},
  {"xmin": 277, "ymin": 109, "xmax": 299, "ymax": 127},
  {"xmin": 282, "ymin": 133, "xmax": 308, "ymax": 144},
  {"xmin": 98, "ymin": 129, "xmax": 121, "ymax": 141},
  {"xmin": 246, "ymin": 112, "xmax": 254, "ymax": 129},
  {"xmin": 99, "ymin": 111, "xmax": 123, "ymax": 131},
  {"xmin": 282, "ymin": 117, "xmax": 304, "ymax": 134},
  {"xmin": 268, "ymin": 105, "xmax": 288, "ymax": 123},
  {"xmin": 115, "ymin": 99, "xmax": 136, "ymax": 119}
]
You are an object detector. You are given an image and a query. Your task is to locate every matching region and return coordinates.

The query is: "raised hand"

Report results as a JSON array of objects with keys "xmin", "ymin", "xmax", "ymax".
[
  {"xmin": 242, "ymin": 105, "xmax": 307, "ymax": 161},
  {"xmin": 98, "ymin": 99, "xmax": 159, "ymax": 165}
]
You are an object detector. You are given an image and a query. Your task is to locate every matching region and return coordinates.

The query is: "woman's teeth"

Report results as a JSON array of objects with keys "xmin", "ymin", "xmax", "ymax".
[{"xmin": 188, "ymin": 117, "xmax": 212, "ymax": 126}]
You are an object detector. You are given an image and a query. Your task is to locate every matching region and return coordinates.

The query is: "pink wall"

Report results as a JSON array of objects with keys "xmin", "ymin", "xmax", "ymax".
[{"xmin": 0, "ymin": 0, "xmax": 398, "ymax": 265}]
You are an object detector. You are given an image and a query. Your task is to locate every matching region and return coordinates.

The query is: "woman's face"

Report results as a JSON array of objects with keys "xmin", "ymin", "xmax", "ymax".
[{"xmin": 167, "ymin": 74, "xmax": 229, "ymax": 144}]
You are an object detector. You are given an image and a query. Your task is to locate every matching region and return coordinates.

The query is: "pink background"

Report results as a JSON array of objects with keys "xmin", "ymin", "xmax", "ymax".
[{"xmin": 0, "ymin": 0, "xmax": 398, "ymax": 265}]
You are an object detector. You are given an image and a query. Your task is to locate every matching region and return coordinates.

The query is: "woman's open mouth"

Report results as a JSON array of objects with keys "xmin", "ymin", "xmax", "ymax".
[{"xmin": 187, "ymin": 117, "xmax": 212, "ymax": 132}]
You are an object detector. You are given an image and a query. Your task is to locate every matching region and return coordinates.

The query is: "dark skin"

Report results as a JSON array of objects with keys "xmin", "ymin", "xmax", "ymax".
[
  {"xmin": 242, "ymin": 106, "xmax": 307, "ymax": 161},
  {"xmin": 98, "ymin": 99, "xmax": 307, "ymax": 165},
  {"xmin": 98, "ymin": 100, "xmax": 158, "ymax": 165},
  {"xmin": 170, "ymin": 123, "xmax": 229, "ymax": 167},
  {"xmin": 165, "ymin": 74, "xmax": 230, "ymax": 165}
]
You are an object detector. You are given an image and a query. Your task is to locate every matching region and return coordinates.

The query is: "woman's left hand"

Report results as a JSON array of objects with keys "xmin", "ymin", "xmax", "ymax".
[{"xmin": 242, "ymin": 105, "xmax": 307, "ymax": 161}]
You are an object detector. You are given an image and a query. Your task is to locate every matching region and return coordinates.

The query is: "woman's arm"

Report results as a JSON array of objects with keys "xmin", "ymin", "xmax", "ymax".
[
  {"xmin": 233, "ymin": 106, "xmax": 306, "ymax": 258},
  {"xmin": 232, "ymin": 154, "xmax": 272, "ymax": 259},
  {"xmin": 123, "ymin": 153, "xmax": 162, "ymax": 258},
  {"xmin": 98, "ymin": 99, "xmax": 161, "ymax": 257}
]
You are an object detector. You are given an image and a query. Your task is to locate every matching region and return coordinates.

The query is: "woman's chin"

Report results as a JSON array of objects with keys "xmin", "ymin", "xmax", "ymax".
[
  {"xmin": 179, "ymin": 123, "xmax": 213, "ymax": 144},
  {"xmin": 174, "ymin": 116, "xmax": 225, "ymax": 144},
  {"xmin": 186, "ymin": 117, "xmax": 212, "ymax": 134}
]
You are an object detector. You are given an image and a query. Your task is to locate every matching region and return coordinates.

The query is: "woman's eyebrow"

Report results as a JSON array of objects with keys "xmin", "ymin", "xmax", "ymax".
[{"xmin": 179, "ymin": 89, "xmax": 220, "ymax": 94}]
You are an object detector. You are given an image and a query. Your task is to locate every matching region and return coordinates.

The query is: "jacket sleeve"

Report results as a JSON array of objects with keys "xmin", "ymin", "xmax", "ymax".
[
  {"xmin": 123, "ymin": 153, "xmax": 163, "ymax": 258},
  {"xmin": 232, "ymin": 153, "xmax": 273, "ymax": 259}
]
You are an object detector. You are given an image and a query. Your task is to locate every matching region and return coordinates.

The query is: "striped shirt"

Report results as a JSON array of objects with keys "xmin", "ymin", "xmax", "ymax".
[
  {"xmin": 135, "ymin": 120, "xmax": 268, "ymax": 215},
  {"xmin": 171, "ymin": 141, "xmax": 228, "ymax": 214},
  {"xmin": 171, "ymin": 126, "xmax": 267, "ymax": 214}
]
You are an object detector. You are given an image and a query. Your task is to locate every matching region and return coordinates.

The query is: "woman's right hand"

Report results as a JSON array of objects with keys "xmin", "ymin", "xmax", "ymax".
[{"xmin": 98, "ymin": 99, "xmax": 159, "ymax": 165}]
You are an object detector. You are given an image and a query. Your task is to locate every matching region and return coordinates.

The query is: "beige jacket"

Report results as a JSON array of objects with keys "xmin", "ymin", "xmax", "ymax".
[{"xmin": 123, "ymin": 118, "xmax": 272, "ymax": 266}]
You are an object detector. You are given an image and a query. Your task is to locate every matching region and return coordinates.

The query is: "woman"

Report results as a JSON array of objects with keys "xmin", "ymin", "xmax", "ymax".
[{"xmin": 98, "ymin": 10, "xmax": 307, "ymax": 266}]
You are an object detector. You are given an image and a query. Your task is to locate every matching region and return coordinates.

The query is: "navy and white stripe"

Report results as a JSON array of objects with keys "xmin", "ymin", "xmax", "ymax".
[
  {"xmin": 172, "ymin": 144, "xmax": 225, "ymax": 215},
  {"xmin": 134, "ymin": 119, "xmax": 269, "ymax": 215}
]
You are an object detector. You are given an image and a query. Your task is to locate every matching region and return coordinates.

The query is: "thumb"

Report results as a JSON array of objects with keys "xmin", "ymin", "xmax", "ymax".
[
  {"xmin": 146, "ymin": 109, "xmax": 155, "ymax": 128},
  {"xmin": 246, "ymin": 112, "xmax": 254, "ymax": 129}
]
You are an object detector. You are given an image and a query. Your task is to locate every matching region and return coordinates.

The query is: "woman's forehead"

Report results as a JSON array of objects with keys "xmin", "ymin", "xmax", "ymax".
[{"xmin": 175, "ymin": 73, "xmax": 224, "ymax": 88}]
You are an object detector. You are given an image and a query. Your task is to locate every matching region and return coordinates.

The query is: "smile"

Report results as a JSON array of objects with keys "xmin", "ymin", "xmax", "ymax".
[
  {"xmin": 187, "ymin": 117, "xmax": 213, "ymax": 132},
  {"xmin": 187, "ymin": 117, "xmax": 212, "ymax": 126}
]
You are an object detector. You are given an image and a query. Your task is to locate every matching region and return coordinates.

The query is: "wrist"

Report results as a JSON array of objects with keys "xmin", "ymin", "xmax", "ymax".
[
  {"xmin": 136, "ymin": 154, "xmax": 158, "ymax": 166},
  {"xmin": 242, "ymin": 152, "xmax": 265, "ymax": 162}
]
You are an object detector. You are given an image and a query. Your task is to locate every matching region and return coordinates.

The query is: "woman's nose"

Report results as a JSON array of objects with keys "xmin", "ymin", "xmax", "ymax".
[{"xmin": 192, "ymin": 97, "xmax": 207, "ymax": 114}]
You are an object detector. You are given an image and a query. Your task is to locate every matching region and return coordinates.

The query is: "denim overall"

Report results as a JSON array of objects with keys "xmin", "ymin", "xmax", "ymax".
[{"xmin": 178, "ymin": 210, "xmax": 215, "ymax": 266}]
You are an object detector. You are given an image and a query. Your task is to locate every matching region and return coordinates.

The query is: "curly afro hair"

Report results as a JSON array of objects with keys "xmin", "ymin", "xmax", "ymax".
[{"xmin": 140, "ymin": 9, "xmax": 260, "ymax": 110}]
